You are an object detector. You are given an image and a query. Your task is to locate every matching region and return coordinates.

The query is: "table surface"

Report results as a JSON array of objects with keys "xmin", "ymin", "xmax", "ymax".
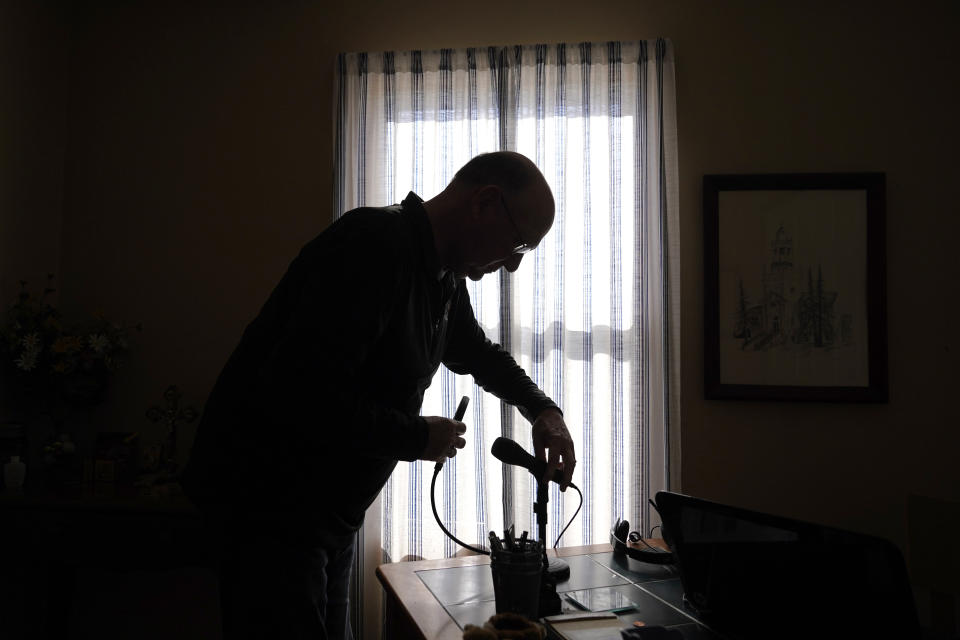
[{"xmin": 376, "ymin": 542, "xmax": 723, "ymax": 640}]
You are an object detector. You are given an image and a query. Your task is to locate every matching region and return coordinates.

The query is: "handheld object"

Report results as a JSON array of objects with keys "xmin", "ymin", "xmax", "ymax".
[
  {"xmin": 491, "ymin": 436, "xmax": 569, "ymax": 486},
  {"xmin": 453, "ymin": 395, "xmax": 469, "ymax": 422}
]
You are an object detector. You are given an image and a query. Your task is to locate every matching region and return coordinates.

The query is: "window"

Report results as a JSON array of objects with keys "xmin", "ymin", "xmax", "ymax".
[{"xmin": 335, "ymin": 40, "xmax": 679, "ymax": 638}]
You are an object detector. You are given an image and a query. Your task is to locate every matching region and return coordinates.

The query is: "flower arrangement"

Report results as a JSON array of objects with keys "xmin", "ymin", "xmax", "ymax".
[{"xmin": 0, "ymin": 275, "xmax": 140, "ymax": 412}]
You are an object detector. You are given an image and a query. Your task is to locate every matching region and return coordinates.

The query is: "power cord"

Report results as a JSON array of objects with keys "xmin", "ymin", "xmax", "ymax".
[
  {"xmin": 431, "ymin": 460, "xmax": 583, "ymax": 555},
  {"xmin": 553, "ymin": 482, "xmax": 583, "ymax": 549},
  {"xmin": 427, "ymin": 395, "xmax": 582, "ymax": 555},
  {"xmin": 431, "ymin": 461, "xmax": 490, "ymax": 555}
]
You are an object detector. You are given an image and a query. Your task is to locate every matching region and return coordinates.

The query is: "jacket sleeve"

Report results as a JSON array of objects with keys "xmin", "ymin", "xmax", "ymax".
[{"xmin": 440, "ymin": 284, "xmax": 559, "ymax": 423}]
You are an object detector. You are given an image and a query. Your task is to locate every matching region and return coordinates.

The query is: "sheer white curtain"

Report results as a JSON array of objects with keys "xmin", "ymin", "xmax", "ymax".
[{"xmin": 334, "ymin": 40, "xmax": 679, "ymax": 639}]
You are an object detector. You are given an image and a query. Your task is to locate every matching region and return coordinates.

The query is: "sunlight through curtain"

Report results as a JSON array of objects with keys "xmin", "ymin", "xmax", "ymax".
[{"xmin": 334, "ymin": 40, "xmax": 679, "ymax": 640}]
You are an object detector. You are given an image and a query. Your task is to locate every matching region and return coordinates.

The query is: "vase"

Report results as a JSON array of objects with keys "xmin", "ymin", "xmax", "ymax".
[{"xmin": 3, "ymin": 455, "xmax": 25, "ymax": 491}]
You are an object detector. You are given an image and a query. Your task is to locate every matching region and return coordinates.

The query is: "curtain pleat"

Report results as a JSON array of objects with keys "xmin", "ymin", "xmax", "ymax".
[{"xmin": 334, "ymin": 40, "xmax": 679, "ymax": 640}]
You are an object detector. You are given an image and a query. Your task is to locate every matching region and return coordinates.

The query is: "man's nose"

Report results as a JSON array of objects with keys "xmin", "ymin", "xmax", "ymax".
[{"xmin": 504, "ymin": 253, "xmax": 524, "ymax": 272}]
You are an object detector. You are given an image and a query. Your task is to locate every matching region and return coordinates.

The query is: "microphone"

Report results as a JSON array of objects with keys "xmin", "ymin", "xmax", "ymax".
[
  {"xmin": 453, "ymin": 395, "xmax": 470, "ymax": 422},
  {"xmin": 491, "ymin": 436, "xmax": 565, "ymax": 485}
]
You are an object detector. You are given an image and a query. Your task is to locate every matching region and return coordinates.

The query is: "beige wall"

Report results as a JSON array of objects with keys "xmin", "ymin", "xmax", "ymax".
[
  {"xmin": 13, "ymin": 0, "xmax": 960, "ymax": 557},
  {"xmin": 0, "ymin": 1, "xmax": 68, "ymax": 308}
]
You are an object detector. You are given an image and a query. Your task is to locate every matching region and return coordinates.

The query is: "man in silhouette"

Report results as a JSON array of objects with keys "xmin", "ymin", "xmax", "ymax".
[{"xmin": 182, "ymin": 151, "xmax": 576, "ymax": 639}]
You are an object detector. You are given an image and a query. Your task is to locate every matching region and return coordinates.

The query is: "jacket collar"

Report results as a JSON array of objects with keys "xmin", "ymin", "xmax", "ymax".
[{"xmin": 402, "ymin": 191, "xmax": 450, "ymax": 286}]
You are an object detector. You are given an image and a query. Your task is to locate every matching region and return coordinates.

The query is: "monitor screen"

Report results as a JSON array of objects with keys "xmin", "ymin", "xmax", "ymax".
[{"xmin": 655, "ymin": 491, "xmax": 921, "ymax": 639}]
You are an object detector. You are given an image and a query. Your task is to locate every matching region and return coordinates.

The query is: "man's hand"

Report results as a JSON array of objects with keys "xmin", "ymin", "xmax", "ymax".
[
  {"xmin": 531, "ymin": 408, "xmax": 576, "ymax": 490},
  {"xmin": 420, "ymin": 416, "xmax": 467, "ymax": 462}
]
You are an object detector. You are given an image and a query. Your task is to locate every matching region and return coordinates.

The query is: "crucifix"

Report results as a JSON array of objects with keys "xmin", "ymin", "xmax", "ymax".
[{"xmin": 146, "ymin": 385, "xmax": 198, "ymax": 472}]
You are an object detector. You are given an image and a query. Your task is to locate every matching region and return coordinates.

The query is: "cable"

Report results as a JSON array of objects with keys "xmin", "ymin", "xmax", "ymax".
[
  {"xmin": 647, "ymin": 498, "xmax": 665, "ymax": 540},
  {"xmin": 429, "ymin": 393, "xmax": 581, "ymax": 555},
  {"xmin": 636, "ymin": 536, "xmax": 665, "ymax": 553},
  {"xmin": 429, "ymin": 395, "xmax": 487, "ymax": 555},
  {"xmin": 431, "ymin": 461, "xmax": 490, "ymax": 556},
  {"xmin": 552, "ymin": 481, "xmax": 583, "ymax": 549},
  {"xmin": 432, "ymin": 462, "xmax": 583, "ymax": 554}
]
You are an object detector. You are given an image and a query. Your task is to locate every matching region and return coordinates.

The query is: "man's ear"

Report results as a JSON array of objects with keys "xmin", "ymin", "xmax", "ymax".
[{"xmin": 471, "ymin": 185, "xmax": 501, "ymax": 218}]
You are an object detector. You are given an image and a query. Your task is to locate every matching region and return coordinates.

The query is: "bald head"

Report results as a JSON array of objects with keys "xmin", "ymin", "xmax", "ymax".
[
  {"xmin": 453, "ymin": 151, "xmax": 549, "ymax": 195},
  {"xmin": 450, "ymin": 151, "xmax": 555, "ymax": 243},
  {"xmin": 425, "ymin": 151, "xmax": 555, "ymax": 280}
]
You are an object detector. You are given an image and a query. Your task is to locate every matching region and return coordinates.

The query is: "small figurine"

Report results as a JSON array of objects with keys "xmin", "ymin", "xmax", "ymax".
[{"xmin": 145, "ymin": 385, "xmax": 198, "ymax": 473}]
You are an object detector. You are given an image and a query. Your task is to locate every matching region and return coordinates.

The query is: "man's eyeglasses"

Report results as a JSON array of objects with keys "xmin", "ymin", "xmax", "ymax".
[{"xmin": 499, "ymin": 193, "xmax": 536, "ymax": 254}]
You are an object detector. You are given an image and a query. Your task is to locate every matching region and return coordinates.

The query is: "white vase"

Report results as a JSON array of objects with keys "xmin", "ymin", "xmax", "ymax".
[{"xmin": 4, "ymin": 455, "xmax": 26, "ymax": 491}]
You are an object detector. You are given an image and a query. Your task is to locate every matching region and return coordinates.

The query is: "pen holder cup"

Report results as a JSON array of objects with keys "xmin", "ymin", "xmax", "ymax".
[{"xmin": 490, "ymin": 547, "xmax": 543, "ymax": 620}]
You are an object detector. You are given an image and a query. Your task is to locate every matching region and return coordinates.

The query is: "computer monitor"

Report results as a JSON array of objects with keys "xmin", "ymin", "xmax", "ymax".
[{"xmin": 654, "ymin": 491, "xmax": 921, "ymax": 639}]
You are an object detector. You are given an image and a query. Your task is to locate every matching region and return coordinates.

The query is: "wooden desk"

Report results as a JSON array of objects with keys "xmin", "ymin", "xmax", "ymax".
[{"xmin": 377, "ymin": 543, "xmax": 616, "ymax": 640}]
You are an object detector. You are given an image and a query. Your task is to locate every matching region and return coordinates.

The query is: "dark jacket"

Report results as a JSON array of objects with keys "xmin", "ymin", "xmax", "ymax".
[{"xmin": 181, "ymin": 193, "xmax": 557, "ymax": 542}]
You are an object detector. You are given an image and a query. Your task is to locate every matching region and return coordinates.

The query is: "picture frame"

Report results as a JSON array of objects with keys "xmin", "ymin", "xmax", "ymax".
[{"xmin": 703, "ymin": 173, "xmax": 887, "ymax": 402}]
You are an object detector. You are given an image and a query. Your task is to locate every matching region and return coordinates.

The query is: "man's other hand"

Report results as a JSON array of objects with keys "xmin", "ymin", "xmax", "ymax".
[
  {"xmin": 421, "ymin": 416, "xmax": 467, "ymax": 462},
  {"xmin": 532, "ymin": 408, "xmax": 576, "ymax": 490}
]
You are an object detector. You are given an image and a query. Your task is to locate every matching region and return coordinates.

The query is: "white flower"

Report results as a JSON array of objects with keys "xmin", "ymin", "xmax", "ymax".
[
  {"xmin": 20, "ymin": 332, "xmax": 40, "ymax": 350},
  {"xmin": 14, "ymin": 349, "xmax": 38, "ymax": 371},
  {"xmin": 87, "ymin": 333, "xmax": 109, "ymax": 353}
]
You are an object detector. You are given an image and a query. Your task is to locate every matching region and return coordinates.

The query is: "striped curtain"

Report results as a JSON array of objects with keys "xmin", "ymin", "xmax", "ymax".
[{"xmin": 334, "ymin": 40, "xmax": 679, "ymax": 640}]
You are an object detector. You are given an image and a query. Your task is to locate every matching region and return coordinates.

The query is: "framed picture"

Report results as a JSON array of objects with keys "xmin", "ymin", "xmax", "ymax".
[{"xmin": 703, "ymin": 173, "xmax": 887, "ymax": 402}]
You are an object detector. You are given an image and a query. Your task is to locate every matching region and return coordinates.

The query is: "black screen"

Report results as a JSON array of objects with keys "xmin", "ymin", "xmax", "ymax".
[{"xmin": 656, "ymin": 492, "xmax": 920, "ymax": 639}]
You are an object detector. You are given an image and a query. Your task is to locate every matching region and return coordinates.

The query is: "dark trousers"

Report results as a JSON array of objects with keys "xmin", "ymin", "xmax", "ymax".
[{"xmin": 216, "ymin": 526, "xmax": 356, "ymax": 640}]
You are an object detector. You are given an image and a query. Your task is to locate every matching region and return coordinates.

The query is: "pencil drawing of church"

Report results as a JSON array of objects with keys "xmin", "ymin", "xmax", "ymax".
[{"xmin": 733, "ymin": 224, "xmax": 854, "ymax": 352}]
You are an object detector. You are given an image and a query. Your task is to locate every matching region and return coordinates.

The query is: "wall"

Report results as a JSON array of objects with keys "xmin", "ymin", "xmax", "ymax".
[
  {"xmin": 40, "ymin": 0, "xmax": 960, "ymax": 559},
  {"xmin": 0, "ymin": 0, "xmax": 68, "ymax": 311}
]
